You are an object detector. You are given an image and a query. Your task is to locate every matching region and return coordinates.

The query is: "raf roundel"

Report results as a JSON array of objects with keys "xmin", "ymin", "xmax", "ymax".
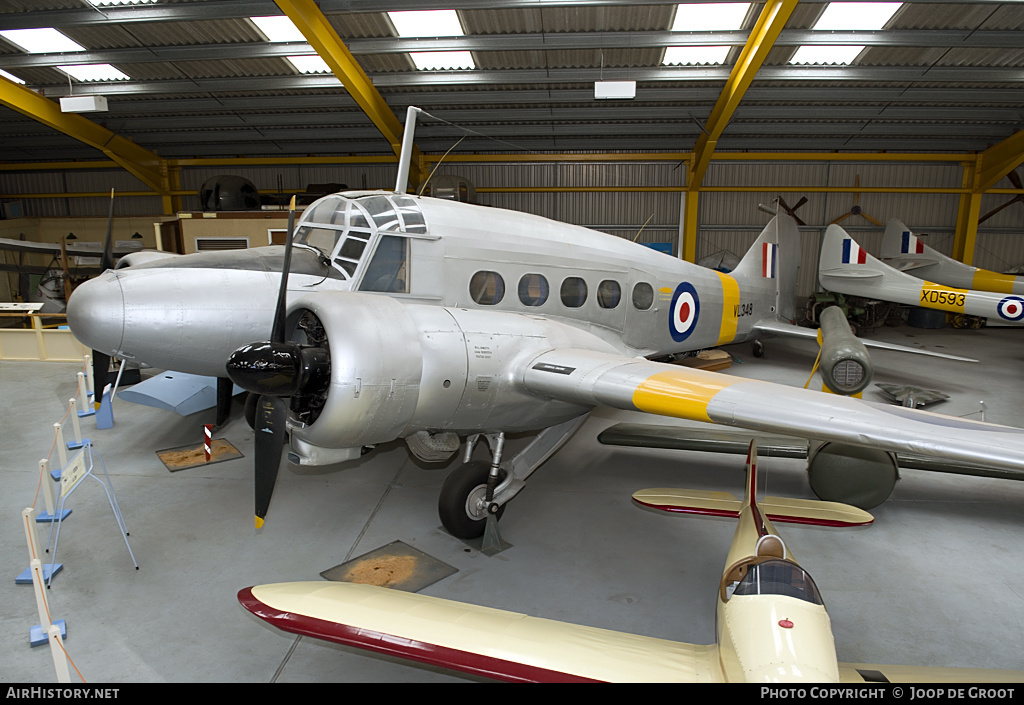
[
  {"xmin": 997, "ymin": 296, "xmax": 1024, "ymax": 321},
  {"xmin": 669, "ymin": 282, "xmax": 700, "ymax": 342}
]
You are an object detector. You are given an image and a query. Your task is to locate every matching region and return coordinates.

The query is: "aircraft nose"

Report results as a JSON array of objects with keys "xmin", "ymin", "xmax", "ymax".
[{"xmin": 66, "ymin": 272, "xmax": 125, "ymax": 356}]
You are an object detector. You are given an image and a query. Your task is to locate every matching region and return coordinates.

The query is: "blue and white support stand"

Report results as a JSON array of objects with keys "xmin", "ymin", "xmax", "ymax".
[
  {"xmin": 21, "ymin": 509, "xmax": 71, "ymax": 680},
  {"xmin": 18, "ymin": 506, "xmax": 63, "ymax": 593},
  {"xmin": 45, "ymin": 443, "xmax": 138, "ymax": 588},
  {"xmin": 75, "ymin": 373, "xmax": 94, "ymax": 418},
  {"xmin": 35, "ymin": 458, "xmax": 71, "ymax": 524}
]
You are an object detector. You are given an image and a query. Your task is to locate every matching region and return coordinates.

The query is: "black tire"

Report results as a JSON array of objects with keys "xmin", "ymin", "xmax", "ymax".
[{"xmin": 438, "ymin": 460, "xmax": 508, "ymax": 539}]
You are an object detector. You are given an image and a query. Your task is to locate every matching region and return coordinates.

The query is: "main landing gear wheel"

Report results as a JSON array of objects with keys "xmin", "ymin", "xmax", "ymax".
[
  {"xmin": 752, "ymin": 340, "xmax": 765, "ymax": 358},
  {"xmin": 439, "ymin": 460, "xmax": 508, "ymax": 539}
]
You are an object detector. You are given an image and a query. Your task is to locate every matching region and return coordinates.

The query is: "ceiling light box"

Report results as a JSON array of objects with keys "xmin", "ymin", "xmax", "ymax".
[
  {"xmin": 60, "ymin": 95, "xmax": 108, "ymax": 113},
  {"xmin": 594, "ymin": 81, "xmax": 635, "ymax": 100}
]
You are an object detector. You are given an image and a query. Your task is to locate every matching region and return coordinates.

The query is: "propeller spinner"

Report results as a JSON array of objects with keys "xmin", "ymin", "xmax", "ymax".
[{"xmin": 225, "ymin": 197, "xmax": 330, "ymax": 528}]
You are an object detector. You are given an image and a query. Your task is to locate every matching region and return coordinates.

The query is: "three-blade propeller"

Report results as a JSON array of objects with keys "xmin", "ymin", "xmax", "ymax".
[
  {"xmin": 91, "ymin": 189, "xmax": 117, "ymax": 409},
  {"xmin": 224, "ymin": 197, "xmax": 330, "ymax": 528}
]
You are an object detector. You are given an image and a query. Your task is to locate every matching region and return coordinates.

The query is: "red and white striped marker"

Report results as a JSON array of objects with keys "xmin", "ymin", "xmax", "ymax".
[{"xmin": 204, "ymin": 424, "xmax": 213, "ymax": 462}]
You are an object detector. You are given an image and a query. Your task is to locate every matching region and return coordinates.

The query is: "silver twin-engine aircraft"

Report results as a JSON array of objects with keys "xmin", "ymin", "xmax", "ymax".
[{"xmin": 65, "ymin": 112, "xmax": 1024, "ymax": 538}]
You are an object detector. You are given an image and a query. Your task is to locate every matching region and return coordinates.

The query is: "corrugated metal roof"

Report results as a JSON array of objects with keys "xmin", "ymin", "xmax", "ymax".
[{"xmin": 0, "ymin": 1, "xmax": 1020, "ymax": 161}]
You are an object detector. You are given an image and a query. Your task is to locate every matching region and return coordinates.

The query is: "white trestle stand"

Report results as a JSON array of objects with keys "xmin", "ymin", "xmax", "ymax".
[
  {"xmin": 75, "ymin": 373, "xmax": 94, "ymax": 418},
  {"xmin": 18, "ymin": 501, "xmax": 63, "ymax": 585},
  {"xmin": 35, "ymin": 458, "xmax": 71, "ymax": 524},
  {"xmin": 20, "ymin": 508, "xmax": 69, "ymax": 668},
  {"xmin": 44, "ymin": 443, "xmax": 138, "ymax": 588}
]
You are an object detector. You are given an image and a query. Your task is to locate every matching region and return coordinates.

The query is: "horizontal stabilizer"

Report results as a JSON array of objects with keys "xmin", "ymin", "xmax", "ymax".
[
  {"xmin": 239, "ymin": 582, "xmax": 719, "ymax": 683},
  {"xmin": 633, "ymin": 488, "xmax": 873, "ymax": 527}
]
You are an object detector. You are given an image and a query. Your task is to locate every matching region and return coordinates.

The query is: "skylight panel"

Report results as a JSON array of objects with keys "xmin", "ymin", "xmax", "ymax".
[
  {"xmin": 788, "ymin": 45, "xmax": 865, "ymax": 65},
  {"xmin": 57, "ymin": 64, "xmax": 130, "ymax": 82},
  {"xmin": 0, "ymin": 69, "xmax": 25, "ymax": 84},
  {"xmin": 813, "ymin": 2, "xmax": 902, "ymax": 30},
  {"xmin": 0, "ymin": 28, "xmax": 85, "ymax": 54},
  {"xmin": 87, "ymin": 0, "xmax": 158, "ymax": 6},
  {"xmin": 388, "ymin": 10, "xmax": 465, "ymax": 38},
  {"xmin": 286, "ymin": 55, "xmax": 331, "ymax": 74},
  {"xmin": 663, "ymin": 46, "xmax": 731, "ymax": 66},
  {"xmin": 410, "ymin": 51, "xmax": 475, "ymax": 71},
  {"xmin": 250, "ymin": 16, "xmax": 306, "ymax": 42},
  {"xmin": 671, "ymin": 3, "xmax": 751, "ymax": 32}
]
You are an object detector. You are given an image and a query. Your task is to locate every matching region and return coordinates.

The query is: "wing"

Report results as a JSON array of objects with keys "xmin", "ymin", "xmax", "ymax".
[
  {"xmin": 840, "ymin": 663, "xmax": 1024, "ymax": 683},
  {"xmin": 239, "ymin": 582, "xmax": 720, "ymax": 683},
  {"xmin": 752, "ymin": 318, "xmax": 977, "ymax": 362},
  {"xmin": 522, "ymin": 348, "xmax": 1024, "ymax": 474}
]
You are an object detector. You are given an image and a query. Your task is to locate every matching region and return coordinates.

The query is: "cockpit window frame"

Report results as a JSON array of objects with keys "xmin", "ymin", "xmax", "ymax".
[{"xmin": 292, "ymin": 193, "xmax": 430, "ymax": 284}]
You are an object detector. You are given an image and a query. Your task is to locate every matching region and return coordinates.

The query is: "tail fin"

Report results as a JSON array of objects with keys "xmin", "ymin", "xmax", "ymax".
[
  {"xmin": 880, "ymin": 218, "xmax": 918, "ymax": 260},
  {"xmin": 731, "ymin": 215, "xmax": 802, "ymax": 324}
]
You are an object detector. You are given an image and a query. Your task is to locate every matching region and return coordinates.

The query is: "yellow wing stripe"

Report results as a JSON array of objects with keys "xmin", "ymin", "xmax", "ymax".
[
  {"xmin": 918, "ymin": 282, "xmax": 968, "ymax": 313},
  {"xmin": 714, "ymin": 271, "xmax": 740, "ymax": 346},
  {"xmin": 632, "ymin": 369, "xmax": 744, "ymax": 423},
  {"xmin": 972, "ymin": 269, "xmax": 1018, "ymax": 294}
]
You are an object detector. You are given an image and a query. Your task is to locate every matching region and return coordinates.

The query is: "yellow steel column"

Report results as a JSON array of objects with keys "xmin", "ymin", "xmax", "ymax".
[
  {"xmin": 0, "ymin": 76, "xmax": 167, "ymax": 196},
  {"xmin": 953, "ymin": 160, "xmax": 982, "ymax": 265},
  {"xmin": 688, "ymin": 0, "xmax": 799, "ymax": 189},
  {"xmin": 276, "ymin": 0, "xmax": 423, "ymax": 186}
]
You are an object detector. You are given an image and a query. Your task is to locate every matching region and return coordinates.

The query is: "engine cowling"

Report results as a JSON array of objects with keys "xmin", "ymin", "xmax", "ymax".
[
  {"xmin": 283, "ymin": 293, "xmax": 606, "ymax": 466},
  {"xmin": 817, "ymin": 305, "xmax": 872, "ymax": 396}
]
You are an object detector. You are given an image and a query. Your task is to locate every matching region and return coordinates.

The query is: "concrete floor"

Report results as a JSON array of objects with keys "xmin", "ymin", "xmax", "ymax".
[{"xmin": 2, "ymin": 324, "xmax": 1023, "ymax": 683}]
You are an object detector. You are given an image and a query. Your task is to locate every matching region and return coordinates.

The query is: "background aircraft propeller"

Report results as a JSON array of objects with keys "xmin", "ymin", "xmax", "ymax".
[
  {"xmin": 978, "ymin": 169, "xmax": 1024, "ymax": 224},
  {"xmin": 224, "ymin": 197, "xmax": 330, "ymax": 528},
  {"xmin": 777, "ymin": 196, "xmax": 808, "ymax": 226},
  {"xmin": 829, "ymin": 175, "xmax": 883, "ymax": 227}
]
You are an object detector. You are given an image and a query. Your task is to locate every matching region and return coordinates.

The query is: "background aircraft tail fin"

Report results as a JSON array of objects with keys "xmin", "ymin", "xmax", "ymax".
[
  {"xmin": 880, "ymin": 218, "xmax": 917, "ymax": 259},
  {"xmin": 730, "ymin": 215, "xmax": 802, "ymax": 324}
]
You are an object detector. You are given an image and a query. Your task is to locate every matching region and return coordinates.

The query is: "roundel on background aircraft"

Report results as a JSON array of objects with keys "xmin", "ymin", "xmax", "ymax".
[
  {"xmin": 997, "ymin": 296, "xmax": 1024, "ymax": 321},
  {"xmin": 669, "ymin": 282, "xmax": 700, "ymax": 342}
]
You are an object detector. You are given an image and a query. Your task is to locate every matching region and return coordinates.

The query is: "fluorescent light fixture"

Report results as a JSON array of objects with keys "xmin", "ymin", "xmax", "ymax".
[
  {"xmin": 0, "ymin": 69, "xmax": 25, "ymax": 84},
  {"xmin": 595, "ymin": 81, "xmax": 636, "ymax": 100},
  {"xmin": 250, "ymin": 16, "xmax": 306, "ymax": 42},
  {"xmin": 0, "ymin": 28, "xmax": 85, "ymax": 54},
  {"xmin": 663, "ymin": 46, "xmax": 731, "ymax": 65},
  {"xmin": 813, "ymin": 2, "xmax": 902, "ymax": 30},
  {"xmin": 410, "ymin": 51, "xmax": 475, "ymax": 70},
  {"xmin": 57, "ymin": 64, "xmax": 130, "ymax": 82},
  {"xmin": 788, "ymin": 45, "xmax": 865, "ymax": 65},
  {"xmin": 60, "ymin": 95, "xmax": 109, "ymax": 113},
  {"xmin": 388, "ymin": 10, "xmax": 464, "ymax": 38},
  {"xmin": 671, "ymin": 3, "xmax": 750, "ymax": 31},
  {"xmin": 286, "ymin": 55, "xmax": 332, "ymax": 74}
]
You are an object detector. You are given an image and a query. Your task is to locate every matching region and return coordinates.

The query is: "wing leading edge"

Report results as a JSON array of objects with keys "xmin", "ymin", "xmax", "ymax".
[
  {"xmin": 239, "ymin": 582, "xmax": 719, "ymax": 683},
  {"xmin": 522, "ymin": 348, "xmax": 1024, "ymax": 474}
]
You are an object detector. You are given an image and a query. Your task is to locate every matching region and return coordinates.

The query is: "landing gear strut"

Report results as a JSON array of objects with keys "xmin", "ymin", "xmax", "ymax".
[{"xmin": 436, "ymin": 416, "xmax": 589, "ymax": 544}]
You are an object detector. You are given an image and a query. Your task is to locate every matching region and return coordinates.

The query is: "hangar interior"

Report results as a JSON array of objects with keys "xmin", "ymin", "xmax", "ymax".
[{"xmin": 1, "ymin": 0, "xmax": 1023, "ymax": 683}]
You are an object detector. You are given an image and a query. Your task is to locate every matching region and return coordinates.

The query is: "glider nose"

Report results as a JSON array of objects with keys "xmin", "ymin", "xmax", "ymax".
[{"xmin": 66, "ymin": 272, "xmax": 125, "ymax": 356}]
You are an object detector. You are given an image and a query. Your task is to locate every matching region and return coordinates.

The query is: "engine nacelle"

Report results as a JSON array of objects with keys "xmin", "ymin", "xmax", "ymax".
[
  {"xmin": 284, "ymin": 293, "xmax": 607, "ymax": 466},
  {"xmin": 287, "ymin": 292, "xmax": 423, "ymax": 459},
  {"xmin": 817, "ymin": 305, "xmax": 872, "ymax": 396}
]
